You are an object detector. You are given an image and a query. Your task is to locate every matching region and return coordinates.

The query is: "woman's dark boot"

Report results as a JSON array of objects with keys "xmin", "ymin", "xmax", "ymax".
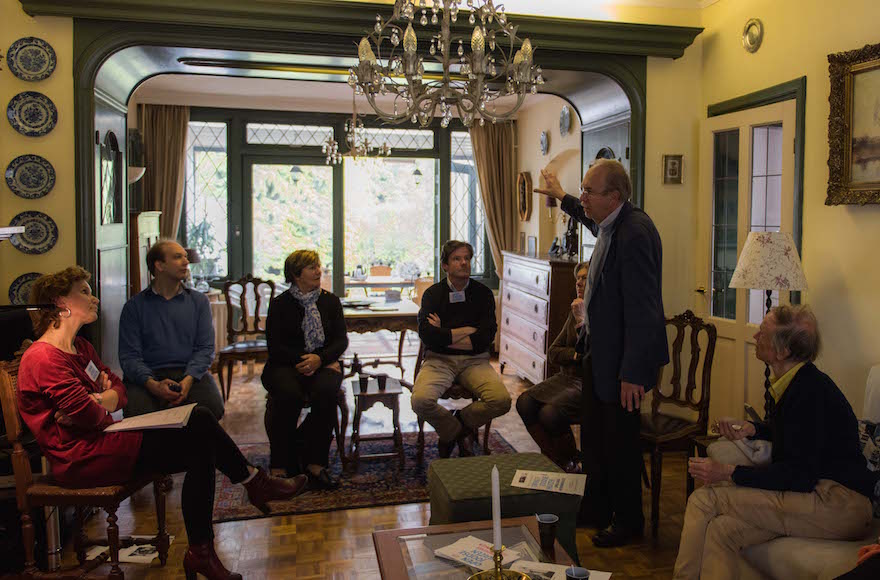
[
  {"xmin": 243, "ymin": 467, "xmax": 308, "ymax": 514},
  {"xmin": 183, "ymin": 542, "xmax": 241, "ymax": 580}
]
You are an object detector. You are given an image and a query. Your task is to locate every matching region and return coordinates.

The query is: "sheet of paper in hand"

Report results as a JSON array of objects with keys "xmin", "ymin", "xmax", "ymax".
[{"xmin": 104, "ymin": 403, "xmax": 197, "ymax": 432}]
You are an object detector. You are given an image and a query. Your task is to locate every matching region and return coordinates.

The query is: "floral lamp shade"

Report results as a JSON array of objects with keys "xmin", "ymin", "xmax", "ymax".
[{"xmin": 729, "ymin": 231, "xmax": 808, "ymax": 291}]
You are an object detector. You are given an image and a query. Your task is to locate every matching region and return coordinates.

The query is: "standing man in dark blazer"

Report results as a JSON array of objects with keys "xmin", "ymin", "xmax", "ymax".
[{"xmin": 537, "ymin": 159, "xmax": 669, "ymax": 547}]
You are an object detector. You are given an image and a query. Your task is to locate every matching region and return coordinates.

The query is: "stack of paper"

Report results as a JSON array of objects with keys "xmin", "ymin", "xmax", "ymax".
[
  {"xmin": 104, "ymin": 403, "xmax": 197, "ymax": 432},
  {"xmin": 434, "ymin": 536, "xmax": 521, "ymax": 571}
]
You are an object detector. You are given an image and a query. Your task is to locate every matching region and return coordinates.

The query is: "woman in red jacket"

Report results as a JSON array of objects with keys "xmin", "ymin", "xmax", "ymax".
[{"xmin": 18, "ymin": 266, "xmax": 307, "ymax": 580}]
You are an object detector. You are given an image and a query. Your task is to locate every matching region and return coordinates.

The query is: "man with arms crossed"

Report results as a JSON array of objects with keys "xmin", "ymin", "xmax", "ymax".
[
  {"xmin": 119, "ymin": 240, "xmax": 224, "ymax": 420},
  {"xmin": 411, "ymin": 240, "xmax": 511, "ymax": 458},
  {"xmin": 537, "ymin": 159, "xmax": 669, "ymax": 547}
]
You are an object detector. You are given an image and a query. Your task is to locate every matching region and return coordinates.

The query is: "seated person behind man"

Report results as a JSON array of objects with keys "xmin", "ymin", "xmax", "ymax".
[
  {"xmin": 674, "ymin": 305, "xmax": 879, "ymax": 580},
  {"xmin": 119, "ymin": 240, "xmax": 224, "ymax": 420},
  {"xmin": 411, "ymin": 240, "xmax": 511, "ymax": 458},
  {"xmin": 516, "ymin": 261, "xmax": 588, "ymax": 471}
]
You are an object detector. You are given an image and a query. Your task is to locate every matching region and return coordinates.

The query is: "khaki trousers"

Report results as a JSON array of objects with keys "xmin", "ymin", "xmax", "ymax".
[
  {"xmin": 673, "ymin": 479, "xmax": 873, "ymax": 580},
  {"xmin": 410, "ymin": 352, "xmax": 511, "ymax": 442}
]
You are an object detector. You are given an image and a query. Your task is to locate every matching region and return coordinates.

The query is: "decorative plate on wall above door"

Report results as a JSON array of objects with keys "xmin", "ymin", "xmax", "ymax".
[
  {"xmin": 559, "ymin": 105, "xmax": 571, "ymax": 137},
  {"xmin": 742, "ymin": 18, "xmax": 764, "ymax": 53},
  {"xmin": 6, "ymin": 37, "xmax": 56, "ymax": 81},
  {"xmin": 540, "ymin": 130, "xmax": 550, "ymax": 155}
]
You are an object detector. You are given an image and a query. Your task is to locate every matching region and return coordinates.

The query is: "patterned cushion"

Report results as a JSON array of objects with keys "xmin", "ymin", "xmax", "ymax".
[{"xmin": 857, "ymin": 419, "xmax": 880, "ymax": 516}]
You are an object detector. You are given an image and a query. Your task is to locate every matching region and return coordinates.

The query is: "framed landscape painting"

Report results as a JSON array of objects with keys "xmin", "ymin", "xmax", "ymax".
[{"xmin": 827, "ymin": 42, "xmax": 880, "ymax": 205}]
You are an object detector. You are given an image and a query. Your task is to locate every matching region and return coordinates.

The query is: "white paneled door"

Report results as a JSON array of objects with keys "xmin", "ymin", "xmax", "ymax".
[{"xmin": 696, "ymin": 100, "xmax": 797, "ymax": 423}]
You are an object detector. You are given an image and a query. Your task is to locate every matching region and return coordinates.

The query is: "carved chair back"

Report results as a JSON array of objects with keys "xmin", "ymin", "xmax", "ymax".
[
  {"xmin": 0, "ymin": 340, "xmax": 34, "ymax": 512},
  {"xmin": 222, "ymin": 274, "xmax": 275, "ymax": 345},
  {"xmin": 650, "ymin": 310, "xmax": 717, "ymax": 433}
]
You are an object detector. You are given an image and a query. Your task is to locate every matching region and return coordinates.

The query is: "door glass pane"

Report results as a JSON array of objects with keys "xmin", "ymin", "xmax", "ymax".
[
  {"xmin": 343, "ymin": 158, "xmax": 435, "ymax": 297},
  {"xmin": 252, "ymin": 164, "xmax": 334, "ymax": 288},
  {"xmin": 451, "ymin": 132, "xmax": 487, "ymax": 275},
  {"xmin": 748, "ymin": 124, "xmax": 783, "ymax": 324},
  {"xmin": 711, "ymin": 130, "xmax": 739, "ymax": 319},
  {"xmin": 185, "ymin": 121, "xmax": 228, "ymax": 278}
]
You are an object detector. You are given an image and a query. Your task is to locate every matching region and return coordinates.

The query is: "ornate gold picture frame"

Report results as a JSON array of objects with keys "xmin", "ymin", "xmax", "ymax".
[
  {"xmin": 827, "ymin": 42, "xmax": 880, "ymax": 205},
  {"xmin": 517, "ymin": 171, "xmax": 533, "ymax": 221}
]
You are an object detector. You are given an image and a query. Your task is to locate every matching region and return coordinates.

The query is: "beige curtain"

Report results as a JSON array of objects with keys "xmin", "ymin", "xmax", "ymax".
[
  {"xmin": 470, "ymin": 121, "xmax": 517, "ymax": 279},
  {"xmin": 139, "ymin": 104, "xmax": 190, "ymax": 239}
]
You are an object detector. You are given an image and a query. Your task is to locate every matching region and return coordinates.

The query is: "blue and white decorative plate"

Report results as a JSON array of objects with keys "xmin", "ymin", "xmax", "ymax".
[
  {"xmin": 8, "ymin": 211, "xmax": 58, "ymax": 254},
  {"xmin": 5, "ymin": 155, "xmax": 55, "ymax": 199},
  {"xmin": 6, "ymin": 37, "xmax": 56, "ymax": 82},
  {"xmin": 7, "ymin": 92, "xmax": 58, "ymax": 137},
  {"xmin": 8, "ymin": 272, "xmax": 42, "ymax": 305}
]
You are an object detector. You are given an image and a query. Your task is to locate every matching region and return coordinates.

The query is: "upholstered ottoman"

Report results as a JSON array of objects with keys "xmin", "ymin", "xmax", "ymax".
[{"xmin": 428, "ymin": 453, "xmax": 581, "ymax": 561}]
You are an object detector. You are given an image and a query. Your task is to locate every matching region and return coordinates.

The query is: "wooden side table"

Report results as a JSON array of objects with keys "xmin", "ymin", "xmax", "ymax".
[{"xmin": 350, "ymin": 377, "xmax": 405, "ymax": 467}]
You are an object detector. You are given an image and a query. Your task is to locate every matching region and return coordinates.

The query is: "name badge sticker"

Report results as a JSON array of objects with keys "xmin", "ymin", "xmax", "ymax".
[
  {"xmin": 85, "ymin": 360, "xmax": 100, "ymax": 382},
  {"xmin": 449, "ymin": 290, "xmax": 466, "ymax": 303}
]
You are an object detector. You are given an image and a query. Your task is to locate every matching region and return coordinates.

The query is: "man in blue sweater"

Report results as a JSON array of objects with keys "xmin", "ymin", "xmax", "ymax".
[
  {"xmin": 119, "ymin": 240, "xmax": 224, "ymax": 420},
  {"xmin": 411, "ymin": 240, "xmax": 510, "ymax": 458},
  {"xmin": 674, "ymin": 305, "xmax": 878, "ymax": 579}
]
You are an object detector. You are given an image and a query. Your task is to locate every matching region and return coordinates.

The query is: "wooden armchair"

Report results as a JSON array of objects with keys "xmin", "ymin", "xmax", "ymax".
[
  {"xmin": 0, "ymin": 341, "xmax": 171, "ymax": 580},
  {"xmin": 217, "ymin": 274, "xmax": 276, "ymax": 401},
  {"xmin": 410, "ymin": 342, "xmax": 492, "ymax": 459},
  {"xmin": 640, "ymin": 310, "xmax": 717, "ymax": 537}
]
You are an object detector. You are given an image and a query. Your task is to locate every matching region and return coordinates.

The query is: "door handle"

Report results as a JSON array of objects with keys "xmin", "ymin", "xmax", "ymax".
[{"xmin": 695, "ymin": 286, "xmax": 706, "ymax": 294}]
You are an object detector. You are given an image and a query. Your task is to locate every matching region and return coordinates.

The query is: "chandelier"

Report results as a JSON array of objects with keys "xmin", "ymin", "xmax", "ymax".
[
  {"xmin": 348, "ymin": 0, "xmax": 543, "ymax": 128},
  {"xmin": 322, "ymin": 94, "xmax": 394, "ymax": 165}
]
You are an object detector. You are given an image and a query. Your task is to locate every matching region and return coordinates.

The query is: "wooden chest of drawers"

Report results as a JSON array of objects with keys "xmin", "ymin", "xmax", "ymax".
[{"xmin": 499, "ymin": 251, "xmax": 578, "ymax": 384}]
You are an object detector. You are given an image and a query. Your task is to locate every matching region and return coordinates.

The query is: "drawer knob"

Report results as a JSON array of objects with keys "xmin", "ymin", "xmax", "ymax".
[
  {"xmin": 505, "ymin": 317, "xmax": 509, "ymax": 325},
  {"xmin": 508, "ymin": 268, "xmax": 511, "ymax": 276},
  {"xmin": 505, "ymin": 344, "xmax": 509, "ymax": 351},
  {"xmin": 531, "ymin": 361, "xmax": 536, "ymax": 368},
  {"xmin": 535, "ymin": 275, "xmax": 539, "ymax": 284},
  {"xmin": 507, "ymin": 293, "xmax": 511, "ymax": 300},
  {"xmin": 534, "ymin": 304, "xmax": 538, "ymax": 313},
  {"xmin": 533, "ymin": 332, "xmax": 537, "ymax": 341}
]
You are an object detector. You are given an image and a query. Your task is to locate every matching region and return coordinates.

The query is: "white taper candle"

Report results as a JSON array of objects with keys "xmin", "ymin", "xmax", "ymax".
[{"xmin": 491, "ymin": 465, "xmax": 501, "ymax": 550}]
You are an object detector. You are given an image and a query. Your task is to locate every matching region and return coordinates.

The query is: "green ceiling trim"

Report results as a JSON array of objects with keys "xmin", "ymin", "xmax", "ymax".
[{"xmin": 22, "ymin": 0, "xmax": 701, "ymax": 59}]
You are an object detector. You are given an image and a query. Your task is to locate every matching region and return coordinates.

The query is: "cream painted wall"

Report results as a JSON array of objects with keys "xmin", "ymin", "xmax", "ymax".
[
  {"xmin": 1, "ymin": 3, "xmax": 74, "ymax": 305},
  {"xmin": 644, "ymin": 39, "xmax": 703, "ymax": 317},
  {"xmin": 516, "ymin": 95, "xmax": 583, "ymax": 254},
  {"xmin": 700, "ymin": 0, "xmax": 880, "ymax": 411}
]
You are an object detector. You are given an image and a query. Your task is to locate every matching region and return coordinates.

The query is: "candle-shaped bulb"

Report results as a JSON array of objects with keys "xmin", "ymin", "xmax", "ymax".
[
  {"xmin": 358, "ymin": 38, "xmax": 377, "ymax": 63},
  {"xmin": 521, "ymin": 38, "xmax": 533, "ymax": 63},
  {"xmin": 471, "ymin": 26, "xmax": 485, "ymax": 56},
  {"xmin": 403, "ymin": 23, "xmax": 418, "ymax": 55},
  {"xmin": 491, "ymin": 465, "xmax": 502, "ymax": 551},
  {"xmin": 513, "ymin": 49, "xmax": 524, "ymax": 66}
]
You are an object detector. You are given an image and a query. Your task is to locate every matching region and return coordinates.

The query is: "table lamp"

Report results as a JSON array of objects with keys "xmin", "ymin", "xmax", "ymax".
[{"xmin": 729, "ymin": 231, "xmax": 807, "ymax": 418}]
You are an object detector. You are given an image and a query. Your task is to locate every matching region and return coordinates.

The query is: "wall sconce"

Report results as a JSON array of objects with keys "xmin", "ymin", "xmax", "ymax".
[
  {"xmin": 545, "ymin": 195, "xmax": 565, "ymax": 224},
  {"xmin": 412, "ymin": 167, "xmax": 423, "ymax": 186},
  {"xmin": 290, "ymin": 166, "xmax": 303, "ymax": 184}
]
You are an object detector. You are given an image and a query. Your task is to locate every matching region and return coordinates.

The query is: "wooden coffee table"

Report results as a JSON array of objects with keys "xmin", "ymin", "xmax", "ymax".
[{"xmin": 373, "ymin": 516, "xmax": 575, "ymax": 579}]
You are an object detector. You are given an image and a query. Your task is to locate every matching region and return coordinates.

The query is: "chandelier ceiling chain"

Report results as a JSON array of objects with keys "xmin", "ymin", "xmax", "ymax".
[
  {"xmin": 349, "ymin": 0, "xmax": 543, "ymax": 128},
  {"xmin": 322, "ymin": 93, "xmax": 393, "ymax": 165}
]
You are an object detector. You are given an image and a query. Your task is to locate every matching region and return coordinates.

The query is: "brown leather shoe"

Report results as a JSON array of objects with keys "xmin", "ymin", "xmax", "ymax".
[
  {"xmin": 452, "ymin": 410, "xmax": 475, "ymax": 457},
  {"xmin": 243, "ymin": 467, "xmax": 308, "ymax": 514},
  {"xmin": 183, "ymin": 542, "xmax": 242, "ymax": 580}
]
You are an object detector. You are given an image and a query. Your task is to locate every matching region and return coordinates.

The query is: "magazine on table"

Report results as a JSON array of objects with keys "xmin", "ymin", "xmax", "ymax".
[
  {"xmin": 509, "ymin": 561, "xmax": 612, "ymax": 580},
  {"xmin": 510, "ymin": 469, "xmax": 586, "ymax": 496},
  {"xmin": 433, "ymin": 535, "xmax": 521, "ymax": 571}
]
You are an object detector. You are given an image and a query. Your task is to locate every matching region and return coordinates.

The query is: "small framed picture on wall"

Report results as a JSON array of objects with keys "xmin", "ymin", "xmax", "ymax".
[
  {"xmin": 663, "ymin": 154, "xmax": 684, "ymax": 184},
  {"xmin": 519, "ymin": 232, "xmax": 526, "ymax": 254},
  {"xmin": 527, "ymin": 236, "xmax": 537, "ymax": 257}
]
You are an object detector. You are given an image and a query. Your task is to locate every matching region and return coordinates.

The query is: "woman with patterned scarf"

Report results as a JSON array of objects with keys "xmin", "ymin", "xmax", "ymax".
[{"xmin": 262, "ymin": 250, "xmax": 348, "ymax": 489}]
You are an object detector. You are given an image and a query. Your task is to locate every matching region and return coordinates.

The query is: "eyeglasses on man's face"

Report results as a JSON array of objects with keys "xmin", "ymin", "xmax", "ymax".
[{"xmin": 578, "ymin": 186, "xmax": 612, "ymax": 197}]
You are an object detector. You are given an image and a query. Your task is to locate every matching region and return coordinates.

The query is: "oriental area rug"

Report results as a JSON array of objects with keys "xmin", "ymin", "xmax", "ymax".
[{"xmin": 212, "ymin": 430, "xmax": 515, "ymax": 523}]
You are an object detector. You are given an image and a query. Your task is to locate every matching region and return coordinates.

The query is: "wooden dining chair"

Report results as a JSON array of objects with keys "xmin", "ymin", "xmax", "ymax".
[
  {"xmin": 0, "ymin": 341, "xmax": 172, "ymax": 580},
  {"xmin": 216, "ymin": 274, "xmax": 275, "ymax": 401},
  {"xmin": 407, "ymin": 342, "xmax": 492, "ymax": 460},
  {"xmin": 640, "ymin": 310, "xmax": 717, "ymax": 537}
]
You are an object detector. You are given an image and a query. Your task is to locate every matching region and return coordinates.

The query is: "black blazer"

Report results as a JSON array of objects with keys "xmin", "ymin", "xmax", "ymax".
[
  {"xmin": 263, "ymin": 289, "xmax": 349, "ymax": 372},
  {"xmin": 733, "ymin": 362, "xmax": 879, "ymax": 497},
  {"xmin": 562, "ymin": 196, "xmax": 669, "ymax": 403}
]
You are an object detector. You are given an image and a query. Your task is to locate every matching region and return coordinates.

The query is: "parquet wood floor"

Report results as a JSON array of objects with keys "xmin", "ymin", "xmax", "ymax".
[{"xmin": 57, "ymin": 342, "xmax": 686, "ymax": 579}]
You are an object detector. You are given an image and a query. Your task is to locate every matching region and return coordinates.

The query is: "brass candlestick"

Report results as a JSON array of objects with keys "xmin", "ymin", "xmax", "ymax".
[{"xmin": 467, "ymin": 547, "xmax": 531, "ymax": 580}]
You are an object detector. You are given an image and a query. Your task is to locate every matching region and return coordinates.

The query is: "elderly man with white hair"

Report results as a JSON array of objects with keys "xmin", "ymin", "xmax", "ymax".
[{"xmin": 673, "ymin": 304, "xmax": 879, "ymax": 579}]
